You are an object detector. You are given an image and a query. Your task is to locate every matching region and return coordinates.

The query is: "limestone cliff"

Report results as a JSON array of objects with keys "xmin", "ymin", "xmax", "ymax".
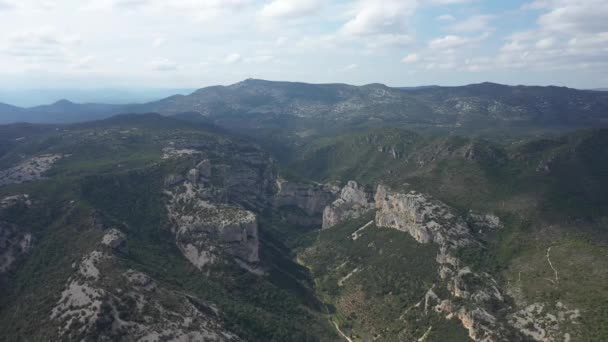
[
  {"xmin": 166, "ymin": 180, "xmax": 260, "ymax": 270},
  {"xmin": 274, "ymin": 178, "xmax": 339, "ymax": 226},
  {"xmin": 374, "ymin": 185, "xmax": 514, "ymax": 341},
  {"xmin": 51, "ymin": 227, "xmax": 241, "ymax": 341},
  {"xmin": 322, "ymin": 181, "xmax": 374, "ymax": 229}
]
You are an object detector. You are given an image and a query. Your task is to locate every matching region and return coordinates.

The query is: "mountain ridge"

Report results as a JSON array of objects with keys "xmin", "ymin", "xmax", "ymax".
[{"xmin": 2, "ymin": 80, "xmax": 608, "ymax": 130}]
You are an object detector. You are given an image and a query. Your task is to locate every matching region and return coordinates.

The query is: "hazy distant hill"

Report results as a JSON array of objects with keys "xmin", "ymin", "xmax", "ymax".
[
  {"xmin": 0, "ymin": 100, "xmax": 123, "ymax": 124},
  {"xmin": 2, "ymin": 80, "xmax": 608, "ymax": 131},
  {"xmin": 129, "ymin": 79, "xmax": 608, "ymax": 129}
]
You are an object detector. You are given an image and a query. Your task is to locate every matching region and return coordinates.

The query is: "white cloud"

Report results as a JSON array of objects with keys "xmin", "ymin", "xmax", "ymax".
[
  {"xmin": 72, "ymin": 55, "xmax": 95, "ymax": 69},
  {"xmin": 340, "ymin": 0, "xmax": 417, "ymax": 36},
  {"xmin": 535, "ymin": 37, "xmax": 555, "ymax": 49},
  {"xmin": 3, "ymin": 28, "xmax": 81, "ymax": 63},
  {"xmin": 436, "ymin": 14, "xmax": 455, "ymax": 21},
  {"xmin": 429, "ymin": 0, "xmax": 475, "ymax": 4},
  {"xmin": 0, "ymin": 0, "xmax": 15, "ymax": 10},
  {"xmin": 339, "ymin": 63, "xmax": 358, "ymax": 71},
  {"xmin": 402, "ymin": 53, "xmax": 419, "ymax": 63},
  {"xmin": 275, "ymin": 36, "xmax": 288, "ymax": 46},
  {"xmin": 148, "ymin": 58, "xmax": 178, "ymax": 71},
  {"xmin": 449, "ymin": 14, "xmax": 494, "ymax": 33},
  {"xmin": 152, "ymin": 36, "xmax": 166, "ymax": 48},
  {"xmin": 259, "ymin": 0, "xmax": 320, "ymax": 19},
  {"xmin": 531, "ymin": 0, "xmax": 608, "ymax": 33},
  {"xmin": 364, "ymin": 34, "xmax": 414, "ymax": 49},
  {"xmin": 428, "ymin": 35, "xmax": 469, "ymax": 49},
  {"xmin": 224, "ymin": 53, "xmax": 242, "ymax": 64}
]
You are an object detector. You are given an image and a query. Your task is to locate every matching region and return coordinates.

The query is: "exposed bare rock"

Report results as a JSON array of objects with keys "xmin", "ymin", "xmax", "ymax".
[
  {"xmin": 322, "ymin": 181, "xmax": 374, "ymax": 229},
  {"xmin": 374, "ymin": 185, "xmax": 473, "ymax": 247},
  {"xmin": 508, "ymin": 302, "xmax": 580, "ymax": 341},
  {"xmin": 51, "ymin": 231, "xmax": 241, "ymax": 341},
  {"xmin": 161, "ymin": 147, "xmax": 200, "ymax": 160},
  {"xmin": 0, "ymin": 154, "xmax": 65, "ymax": 186},
  {"xmin": 468, "ymin": 212, "xmax": 504, "ymax": 232},
  {"xmin": 101, "ymin": 229, "xmax": 128, "ymax": 254},
  {"xmin": 274, "ymin": 178, "xmax": 339, "ymax": 225},
  {"xmin": 166, "ymin": 179, "xmax": 260, "ymax": 270},
  {"xmin": 373, "ymin": 184, "xmax": 515, "ymax": 341}
]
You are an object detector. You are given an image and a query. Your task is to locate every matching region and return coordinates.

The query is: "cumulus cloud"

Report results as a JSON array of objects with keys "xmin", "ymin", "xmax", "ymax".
[
  {"xmin": 3, "ymin": 28, "xmax": 81, "ymax": 63},
  {"xmin": 535, "ymin": 37, "xmax": 555, "ymax": 49},
  {"xmin": 364, "ymin": 34, "xmax": 414, "ymax": 49},
  {"xmin": 430, "ymin": 0, "xmax": 475, "ymax": 4},
  {"xmin": 258, "ymin": 0, "xmax": 320, "ymax": 19},
  {"xmin": 224, "ymin": 53, "xmax": 242, "ymax": 64},
  {"xmin": 0, "ymin": 0, "xmax": 15, "ymax": 10},
  {"xmin": 72, "ymin": 55, "xmax": 95, "ymax": 69},
  {"xmin": 339, "ymin": 63, "xmax": 358, "ymax": 71},
  {"xmin": 428, "ymin": 35, "xmax": 469, "ymax": 49},
  {"xmin": 436, "ymin": 14, "xmax": 455, "ymax": 21},
  {"xmin": 152, "ymin": 36, "xmax": 166, "ymax": 48},
  {"xmin": 340, "ymin": 0, "xmax": 417, "ymax": 36},
  {"xmin": 402, "ymin": 53, "xmax": 419, "ymax": 63},
  {"xmin": 449, "ymin": 15, "xmax": 494, "ymax": 33},
  {"xmin": 535, "ymin": 0, "xmax": 608, "ymax": 34}
]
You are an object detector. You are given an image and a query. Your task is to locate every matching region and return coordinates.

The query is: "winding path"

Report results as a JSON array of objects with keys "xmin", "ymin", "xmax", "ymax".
[
  {"xmin": 546, "ymin": 247, "xmax": 559, "ymax": 285},
  {"xmin": 332, "ymin": 321, "xmax": 353, "ymax": 342}
]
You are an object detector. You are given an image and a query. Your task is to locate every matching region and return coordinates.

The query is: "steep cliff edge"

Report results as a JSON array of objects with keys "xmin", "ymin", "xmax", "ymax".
[
  {"xmin": 165, "ymin": 168, "xmax": 261, "ymax": 270},
  {"xmin": 50, "ymin": 226, "xmax": 241, "ymax": 341},
  {"xmin": 319, "ymin": 182, "xmax": 582, "ymax": 341},
  {"xmin": 373, "ymin": 185, "xmax": 513, "ymax": 341},
  {"xmin": 274, "ymin": 178, "xmax": 339, "ymax": 226},
  {"xmin": 322, "ymin": 181, "xmax": 374, "ymax": 229}
]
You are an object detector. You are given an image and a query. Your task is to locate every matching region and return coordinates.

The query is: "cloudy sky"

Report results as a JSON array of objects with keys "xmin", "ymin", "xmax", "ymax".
[{"xmin": 0, "ymin": 0, "xmax": 607, "ymax": 90}]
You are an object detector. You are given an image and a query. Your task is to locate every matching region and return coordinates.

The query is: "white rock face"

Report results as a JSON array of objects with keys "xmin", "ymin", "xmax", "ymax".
[
  {"xmin": 51, "ymin": 229, "xmax": 242, "ymax": 341},
  {"xmin": 468, "ymin": 212, "xmax": 503, "ymax": 232},
  {"xmin": 101, "ymin": 228, "xmax": 128, "ymax": 253},
  {"xmin": 161, "ymin": 147, "xmax": 200, "ymax": 160},
  {"xmin": 374, "ymin": 185, "xmax": 473, "ymax": 247},
  {"xmin": 373, "ymin": 185, "xmax": 512, "ymax": 341},
  {"xmin": 274, "ymin": 178, "xmax": 339, "ymax": 225},
  {"xmin": 322, "ymin": 181, "xmax": 374, "ymax": 229},
  {"xmin": 0, "ymin": 154, "xmax": 65, "ymax": 186},
  {"xmin": 166, "ymin": 177, "xmax": 260, "ymax": 270}
]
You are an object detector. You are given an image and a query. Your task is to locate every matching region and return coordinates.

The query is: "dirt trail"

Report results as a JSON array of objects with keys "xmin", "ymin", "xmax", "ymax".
[
  {"xmin": 546, "ymin": 247, "xmax": 559, "ymax": 284},
  {"xmin": 332, "ymin": 321, "xmax": 353, "ymax": 342}
]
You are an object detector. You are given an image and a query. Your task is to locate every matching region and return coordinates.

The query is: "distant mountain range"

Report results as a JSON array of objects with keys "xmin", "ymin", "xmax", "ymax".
[{"xmin": 2, "ymin": 79, "xmax": 608, "ymax": 131}]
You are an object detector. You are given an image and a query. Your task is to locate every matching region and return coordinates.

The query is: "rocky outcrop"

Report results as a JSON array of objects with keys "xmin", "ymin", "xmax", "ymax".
[
  {"xmin": 165, "ymin": 172, "xmax": 260, "ymax": 271},
  {"xmin": 372, "ymin": 184, "xmax": 517, "ymax": 341},
  {"xmin": 274, "ymin": 178, "xmax": 339, "ymax": 226},
  {"xmin": 322, "ymin": 181, "xmax": 374, "ymax": 229},
  {"xmin": 0, "ymin": 154, "xmax": 65, "ymax": 186},
  {"xmin": 51, "ymin": 229, "xmax": 241, "ymax": 341},
  {"xmin": 374, "ymin": 185, "xmax": 474, "ymax": 246},
  {"xmin": 101, "ymin": 229, "xmax": 128, "ymax": 254},
  {"xmin": 166, "ymin": 147, "xmax": 277, "ymax": 212},
  {"xmin": 508, "ymin": 302, "xmax": 580, "ymax": 341}
]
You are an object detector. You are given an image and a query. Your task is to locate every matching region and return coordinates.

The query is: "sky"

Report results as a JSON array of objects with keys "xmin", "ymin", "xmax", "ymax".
[{"xmin": 0, "ymin": 0, "xmax": 607, "ymax": 92}]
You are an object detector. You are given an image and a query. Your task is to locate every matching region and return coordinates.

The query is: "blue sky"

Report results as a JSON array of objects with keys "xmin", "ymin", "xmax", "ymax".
[{"xmin": 0, "ymin": 0, "xmax": 607, "ymax": 92}]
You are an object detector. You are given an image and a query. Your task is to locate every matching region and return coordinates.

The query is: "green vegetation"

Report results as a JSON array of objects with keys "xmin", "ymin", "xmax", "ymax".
[
  {"xmin": 299, "ymin": 214, "xmax": 470, "ymax": 341},
  {"xmin": 1, "ymin": 112, "xmax": 608, "ymax": 341}
]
